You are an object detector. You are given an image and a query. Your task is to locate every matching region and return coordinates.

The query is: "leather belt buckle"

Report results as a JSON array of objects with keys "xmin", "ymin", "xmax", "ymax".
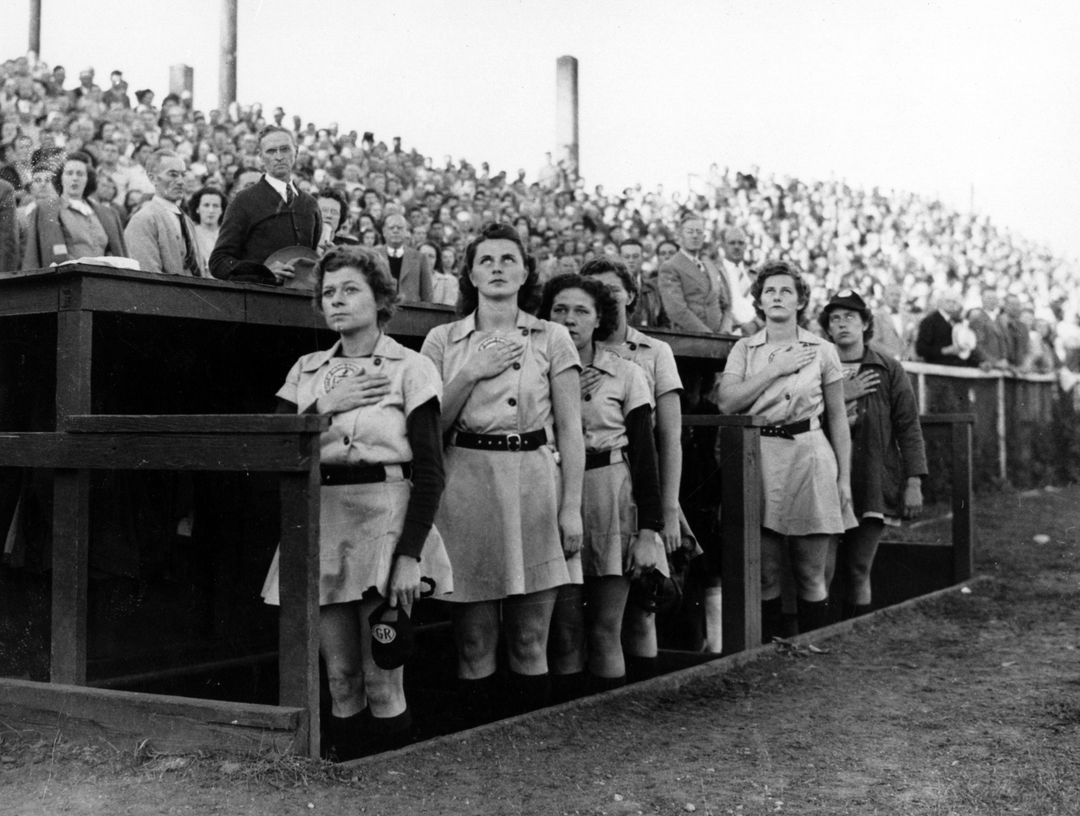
[{"xmin": 506, "ymin": 433, "xmax": 522, "ymax": 452}]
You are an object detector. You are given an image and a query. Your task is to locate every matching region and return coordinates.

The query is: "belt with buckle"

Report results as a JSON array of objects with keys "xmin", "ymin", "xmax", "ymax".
[
  {"xmin": 321, "ymin": 463, "xmax": 412, "ymax": 485},
  {"xmin": 585, "ymin": 448, "xmax": 626, "ymax": 470},
  {"xmin": 453, "ymin": 429, "xmax": 547, "ymax": 452},
  {"xmin": 759, "ymin": 417, "xmax": 817, "ymax": 440}
]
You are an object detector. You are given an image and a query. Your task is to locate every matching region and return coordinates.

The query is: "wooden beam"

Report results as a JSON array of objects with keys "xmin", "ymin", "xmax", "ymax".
[
  {"xmin": 277, "ymin": 447, "xmax": 322, "ymax": 758},
  {"xmin": 717, "ymin": 421, "xmax": 763, "ymax": 654},
  {"xmin": 0, "ymin": 678, "xmax": 303, "ymax": 755},
  {"xmin": 66, "ymin": 414, "xmax": 328, "ymax": 434},
  {"xmin": 951, "ymin": 419, "xmax": 974, "ymax": 581}
]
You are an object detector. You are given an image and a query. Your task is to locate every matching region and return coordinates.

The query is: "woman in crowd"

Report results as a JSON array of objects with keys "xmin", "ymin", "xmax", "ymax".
[
  {"xmin": 715, "ymin": 260, "xmax": 854, "ymax": 639},
  {"xmin": 22, "ymin": 150, "xmax": 126, "ymax": 269},
  {"xmin": 419, "ymin": 240, "xmax": 459, "ymax": 307},
  {"xmin": 421, "ymin": 222, "xmax": 583, "ymax": 721},
  {"xmin": 540, "ymin": 272, "xmax": 666, "ymax": 696},
  {"xmin": 818, "ymin": 289, "xmax": 926, "ymax": 618},
  {"xmin": 580, "ymin": 257, "xmax": 691, "ymax": 672},
  {"xmin": 188, "ymin": 186, "xmax": 227, "ymax": 276},
  {"xmin": 261, "ymin": 246, "xmax": 453, "ymax": 759}
]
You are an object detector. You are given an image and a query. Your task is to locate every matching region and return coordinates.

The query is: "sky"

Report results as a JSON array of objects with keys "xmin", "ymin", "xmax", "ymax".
[{"xmin": 4, "ymin": 0, "xmax": 1079, "ymax": 261}]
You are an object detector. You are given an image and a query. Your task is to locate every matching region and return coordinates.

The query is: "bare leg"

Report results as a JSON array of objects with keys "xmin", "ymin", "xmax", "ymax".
[
  {"xmin": 451, "ymin": 600, "xmax": 500, "ymax": 679},
  {"xmin": 842, "ymin": 518, "xmax": 885, "ymax": 606},
  {"xmin": 319, "ymin": 603, "xmax": 365, "ymax": 718},
  {"xmin": 503, "ymin": 588, "xmax": 558, "ymax": 675},
  {"xmin": 548, "ymin": 583, "xmax": 586, "ymax": 675},
  {"xmin": 585, "ymin": 576, "xmax": 631, "ymax": 678}
]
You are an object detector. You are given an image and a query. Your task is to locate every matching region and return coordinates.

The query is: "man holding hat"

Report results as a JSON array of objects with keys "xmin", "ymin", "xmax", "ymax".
[{"xmin": 819, "ymin": 289, "xmax": 927, "ymax": 619}]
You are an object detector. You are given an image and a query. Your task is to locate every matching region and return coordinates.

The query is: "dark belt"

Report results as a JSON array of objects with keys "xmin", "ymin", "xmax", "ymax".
[
  {"xmin": 321, "ymin": 462, "xmax": 412, "ymax": 486},
  {"xmin": 585, "ymin": 448, "xmax": 626, "ymax": 470},
  {"xmin": 759, "ymin": 418, "xmax": 813, "ymax": 440},
  {"xmin": 453, "ymin": 429, "xmax": 547, "ymax": 452}
]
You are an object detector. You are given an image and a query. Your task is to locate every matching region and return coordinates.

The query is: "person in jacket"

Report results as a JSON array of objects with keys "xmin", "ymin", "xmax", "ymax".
[{"xmin": 819, "ymin": 289, "xmax": 927, "ymax": 618}]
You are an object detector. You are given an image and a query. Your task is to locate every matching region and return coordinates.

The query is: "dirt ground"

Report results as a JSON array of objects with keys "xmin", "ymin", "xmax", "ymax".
[{"xmin": 3, "ymin": 484, "xmax": 1079, "ymax": 816}]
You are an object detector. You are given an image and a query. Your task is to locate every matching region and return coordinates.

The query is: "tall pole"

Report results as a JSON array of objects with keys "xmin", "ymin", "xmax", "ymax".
[
  {"xmin": 556, "ymin": 56, "xmax": 580, "ymax": 182},
  {"xmin": 29, "ymin": 0, "xmax": 42, "ymax": 56},
  {"xmin": 219, "ymin": 0, "xmax": 237, "ymax": 113}
]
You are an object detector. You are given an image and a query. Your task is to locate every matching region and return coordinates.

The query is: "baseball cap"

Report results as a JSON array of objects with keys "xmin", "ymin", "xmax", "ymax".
[
  {"xmin": 823, "ymin": 289, "xmax": 869, "ymax": 313},
  {"xmin": 627, "ymin": 569, "xmax": 681, "ymax": 615},
  {"xmin": 368, "ymin": 602, "xmax": 415, "ymax": 670}
]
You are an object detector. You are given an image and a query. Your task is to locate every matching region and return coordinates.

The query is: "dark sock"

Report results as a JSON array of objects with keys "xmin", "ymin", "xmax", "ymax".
[
  {"xmin": 367, "ymin": 707, "xmax": 413, "ymax": 751},
  {"xmin": 588, "ymin": 673, "xmax": 627, "ymax": 694},
  {"xmin": 457, "ymin": 674, "xmax": 499, "ymax": 727},
  {"xmin": 761, "ymin": 597, "xmax": 784, "ymax": 644},
  {"xmin": 624, "ymin": 655, "xmax": 658, "ymax": 682},
  {"xmin": 325, "ymin": 709, "xmax": 368, "ymax": 762},
  {"xmin": 842, "ymin": 602, "xmax": 872, "ymax": 620},
  {"xmin": 505, "ymin": 671, "xmax": 550, "ymax": 716},
  {"xmin": 797, "ymin": 598, "xmax": 829, "ymax": 633},
  {"xmin": 550, "ymin": 671, "xmax": 586, "ymax": 704}
]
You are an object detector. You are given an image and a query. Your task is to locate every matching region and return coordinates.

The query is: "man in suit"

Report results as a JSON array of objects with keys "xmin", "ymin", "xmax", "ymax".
[
  {"xmin": 376, "ymin": 212, "xmax": 432, "ymax": 302},
  {"xmin": 209, "ymin": 126, "xmax": 320, "ymax": 283},
  {"xmin": 915, "ymin": 289, "xmax": 981, "ymax": 367},
  {"xmin": 870, "ymin": 283, "xmax": 912, "ymax": 360},
  {"xmin": 124, "ymin": 150, "xmax": 203, "ymax": 276},
  {"xmin": 0, "ymin": 179, "xmax": 17, "ymax": 273},
  {"xmin": 969, "ymin": 286, "xmax": 1009, "ymax": 368},
  {"xmin": 658, "ymin": 214, "xmax": 730, "ymax": 333},
  {"xmin": 999, "ymin": 294, "xmax": 1030, "ymax": 368},
  {"xmin": 718, "ymin": 225, "xmax": 758, "ymax": 335}
]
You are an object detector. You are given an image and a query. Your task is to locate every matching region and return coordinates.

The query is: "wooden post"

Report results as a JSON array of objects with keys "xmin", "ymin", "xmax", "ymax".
[
  {"xmin": 219, "ymin": 0, "xmax": 238, "ymax": 112},
  {"xmin": 951, "ymin": 418, "xmax": 974, "ymax": 581},
  {"xmin": 277, "ymin": 443, "xmax": 321, "ymax": 758},
  {"xmin": 716, "ymin": 416, "xmax": 763, "ymax": 653},
  {"xmin": 51, "ymin": 302, "xmax": 92, "ymax": 684}
]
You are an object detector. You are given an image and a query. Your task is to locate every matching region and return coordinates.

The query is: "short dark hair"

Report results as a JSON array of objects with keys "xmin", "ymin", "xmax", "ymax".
[
  {"xmin": 316, "ymin": 187, "xmax": 348, "ymax": 231},
  {"xmin": 187, "ymin": 186, "xmax": 228, "ymax": 224},
  {"xmin": 53, "ymin": 151, "xmax": 97, "ymax": 197},
  {"xmin": 313, "ymin": 245, "xmax": 399, "ymax": 327},
  {"xmin": 619, "ymin": 239, "xmax": 644, "ymax": 253},
  {"xmin": 456, "ymin": 223, "xmax": 539, "ymax": 316},
  {"xmin": 580, "ymin": 255, "xmax": 638, "ymax": 312},
  {"xmin": 538, "ymin": 273, "xmax": 620, "ymax": 343},
  {"xmin": 750, "ymin": 259, "xmax": 812, "ymax": 323},
  {"xmin": 419, "ymin": 241, "xmax": 444, "ymax": 274}
]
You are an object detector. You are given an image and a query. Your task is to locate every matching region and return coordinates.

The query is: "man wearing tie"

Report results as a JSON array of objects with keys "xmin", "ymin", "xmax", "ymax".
[
  {"xmin": 658, "ymin": 214, "xmax": 731, "ymax": 334},
  {"xmin": 376, "ymin": 212, "xmax": 432, "ymax": 302},
  {"xmin": 124, "ymin": 150, "xmax": 204, "ymax": 276},
  {"xmin": 718, "ymin": 226, "xmax": 758, "ymax": 335},
  {"xmin": 209, "ymin": 126, "xmax": 320, "ymax": 283}
]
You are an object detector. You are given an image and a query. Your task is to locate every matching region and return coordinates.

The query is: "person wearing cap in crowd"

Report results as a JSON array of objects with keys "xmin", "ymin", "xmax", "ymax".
[
  {"xmin": 124, "ymin": 149, "xmax": 204, "ymax": 276},
  {"xmin": 818, "ymin": 289, "xmax": 926, "ymax": 618},
  {"xmin": 261, "ymin": 245, "xmax": 452, "ymax": 759},
  {"xmin": 421, "ymin": 222, "xmax": 584, "ymax": 724},
  {"xmin": 209, "ymin": 125, "xmax": 320, "ymax": 284},
  {"xmin": 715, "ymin": 260, "xmax": 855, "ymax": 639},
  {"xmin": 539, "ymin": 270, "xmax": 666, "ymax": 700}
]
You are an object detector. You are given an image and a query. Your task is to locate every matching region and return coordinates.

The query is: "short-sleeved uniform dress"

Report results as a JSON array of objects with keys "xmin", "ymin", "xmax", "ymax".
[
  {"xmin": 722, "ymin": 327, "xmax": 855, "ymax": 536},
  {"xmin": 579, "ymin": 346, "xmax": 663, "ymax": 578},
  {"xmin": 262, "ymin": 334, "xmax": 454, "ymax": 606},
  {"xmin": 421, "ymin": 311, "xmax": 580, "ymax": 603}
]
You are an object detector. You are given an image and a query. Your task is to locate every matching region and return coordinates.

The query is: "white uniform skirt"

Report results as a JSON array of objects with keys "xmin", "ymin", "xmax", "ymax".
[
  {"xmin": 760, "ymin": 429, "xmax": 857, "ymax": 536},
  {"xmin": 436, "ymin": 444, "xmax": 570, "ymax": 603},
  {"xmin": 261, "ymin": 479, "xmax": 453, "ymax": 606}
]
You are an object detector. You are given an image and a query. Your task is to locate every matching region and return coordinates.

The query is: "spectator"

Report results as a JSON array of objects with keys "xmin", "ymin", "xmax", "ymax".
[
  {"xmin": 0, "ymin": 133, "xmax": 33, "ymax": 193},
  {"xmin": 969, "ymin": 286, "xmax": 1008, "ymax": 369},
  {"xmin": 209, "ymin": 126, "xmax": 320, "ymax": 283},
  {"xmin": 188, "ymin": 186, "xmax": 227, "ymax": 275},
  {"xmin": 22, "ymin": 150, "xmax": 126, "ymax": 269},
  {"xmin": 0, "ymin": 177, "xmax": 16, "ymax": 272},
  {"xmin": 999, "ymin": 294, "xmax": 1030, "ymax": 368},
  {"xmin": 376, "ymin": 212, "xmax": 432, "ymax": 303},
  {"xmin": 718, "ymin": 225, "xmax": 758, "ymax": 334},
  {"xmin": 124, "ymin": 150, "xmax": 203, "ymax": 276},
  {"xmin": 1020, "ymin": 309, "xmax": 1057, "ymax": 374},
  {"xmin": 870, "ymin": 283, "xmax": 913, "ymax": 360},
  {"xmin": 420, "ymin": 240, "xmax": 458, "ymax": 307},
  {"xmin": 100, "ymin": 70, "xmax": 130, "ymax": 110},
  {"xmin": 659, "ymin": 213, "xmax": 730, "ymax": 334},
  {"xmin": 915, "ymin": 289, "xmax": 982, "ymax": 367}
]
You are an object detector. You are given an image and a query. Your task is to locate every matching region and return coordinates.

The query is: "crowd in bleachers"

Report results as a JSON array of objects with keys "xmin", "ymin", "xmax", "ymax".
[{"xmin": 3, "ymin": 52, "xmax": 1079, "ymax": 374}]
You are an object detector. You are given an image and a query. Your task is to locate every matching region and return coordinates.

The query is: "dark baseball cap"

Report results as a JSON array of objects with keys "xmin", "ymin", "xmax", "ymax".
[
  {"xmin": 824, "ymin": 289, "xmax": 869, "ymax": 313},
  {"xmin": 369, "ymin": 602, "xmax": 415, "ymax": 670}
]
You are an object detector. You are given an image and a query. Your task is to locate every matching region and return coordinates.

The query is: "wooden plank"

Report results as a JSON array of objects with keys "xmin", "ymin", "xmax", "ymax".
[
  {"xmin": 717, "ymin": 422, "xmax": 762, "ymax": 654},
  {"xmin": 77, "ymin": 274, "xmax": 247, "ymax": 322},
  {"xmin": 52, "ymin": 307, "xmax": 92, "ymax": 685},
  {"xmin": 919, "ymin": 413, "xmax": 975, "ymax": 425},
  {"xmin": 951, "ymin": 420, "xmax": 974, "ymax": 582},
  {"xmin": 0, "ymin": 433, "xmax": 318, "ymax": 471},
  {"xmin": 277, "ymin": 451, "xmax": 321, "ymax": 758},
  {"xmin": 66, "ymin": 414, "xmax": 329, "ymax": 434},
  {"xmin": 0, "ymin": 678, "xmax": 303, "ymax": 755},
  {"xmin": 648, "ymin": 327, "xmax": 736, "ymax": 361}
]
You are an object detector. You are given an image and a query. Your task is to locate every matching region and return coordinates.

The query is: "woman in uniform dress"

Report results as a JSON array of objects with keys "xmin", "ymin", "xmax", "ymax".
[
  {"xmin": 581, "ymin": 257, "xmax": 689, "ymax": 673},
  {"xmin": 262, "ymin": 245, "xmax": 453, "ymax": 759},
  {"xmin": 818, "ymin": 288, "xmax": 926, "ymax": 618},
  {"xmin": 716, "ymin": 260, "xmax": 854, "ymax": 639},
  {"xmin": 421, "ymin": 223, "xmax": 584, "ymax": 721},
  {"xmin": 540, "ymin": 272, "xmax": 666, "ymax": 695}
]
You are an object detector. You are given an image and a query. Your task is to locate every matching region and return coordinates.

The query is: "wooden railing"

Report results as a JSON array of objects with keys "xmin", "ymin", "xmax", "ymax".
[{"xmin": 0, "ymin": 414, "xmax": 327, "ymax": 757}]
